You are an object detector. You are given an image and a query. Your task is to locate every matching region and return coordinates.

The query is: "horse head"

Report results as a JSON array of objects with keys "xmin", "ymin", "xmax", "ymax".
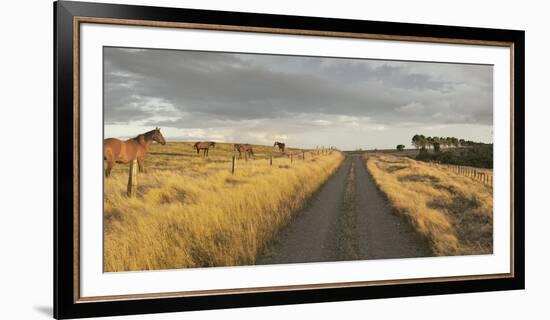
[
  {"xmin": 210, "ymin": 141, "xmax": 216, "ymax": 148},
  {"xmin": 274, "ymin": 142, "xmax": 279, "ymax": 147},
  {"xmin": 152, "ymin": 127, "xmax": 166, "ymax": 145}
]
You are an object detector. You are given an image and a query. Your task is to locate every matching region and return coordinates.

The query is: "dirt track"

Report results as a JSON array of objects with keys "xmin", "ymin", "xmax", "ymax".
[{"xmin": 257, "ymin": 154, "xmax": 432, "ymax": 265}]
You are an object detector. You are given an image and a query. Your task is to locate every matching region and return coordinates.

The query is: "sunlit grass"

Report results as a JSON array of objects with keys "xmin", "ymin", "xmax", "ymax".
[
  {"xmin": 104, "ymin": 142, "xmax": 343, "ymax": 272},
  {"xmin": 365, "ymin": 153, "xmax": 493, "ymax": 256}
]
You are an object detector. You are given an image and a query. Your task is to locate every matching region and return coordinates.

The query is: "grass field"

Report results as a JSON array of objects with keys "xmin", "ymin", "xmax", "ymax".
[
  {"xmin": 365, "ymin": 153, "xmax": 493, "ymax": 256},
  {"xmin": 103, "ymin": 142, "xmax": 343, "ymax": 272}
]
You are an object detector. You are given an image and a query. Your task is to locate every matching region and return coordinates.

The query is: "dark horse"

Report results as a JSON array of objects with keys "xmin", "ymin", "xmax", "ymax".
[
  {"xmin": 194, "ymin": 141, "xmax": 216, "ymax": 156},
  {"xmin": 274, "ymin": 141, "xmax": 285, "ymax": 153},
  {"xmin": 103, "ymin": 127, "xmax": 166, "ymax": 177},
  {"xmin": 234, "ymin": 143, "xmax": 254, "ymax": 159}
]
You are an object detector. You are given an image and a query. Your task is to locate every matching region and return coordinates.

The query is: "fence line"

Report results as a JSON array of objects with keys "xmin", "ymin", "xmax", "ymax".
[
  {"xmin": 428, "ymin": 161, "xmax": 493, "ymax": 187},
  {"xmin": 124, "ymin": 149, "xmax": 337, "ymax": 193},
  {"xmin": 230, "ymin": 148, "xmax": 336, "ymax": 174}
]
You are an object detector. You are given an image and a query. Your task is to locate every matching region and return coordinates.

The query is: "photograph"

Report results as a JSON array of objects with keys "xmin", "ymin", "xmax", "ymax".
[{"xmin": 102, "ymin": 47, "xmax": 494, "ymax": 272}]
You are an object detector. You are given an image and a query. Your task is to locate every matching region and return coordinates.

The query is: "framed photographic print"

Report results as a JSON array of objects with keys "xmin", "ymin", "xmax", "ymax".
[{"xmin": 54, "ymin": 0, "xmax": 525, "ymax": 318}]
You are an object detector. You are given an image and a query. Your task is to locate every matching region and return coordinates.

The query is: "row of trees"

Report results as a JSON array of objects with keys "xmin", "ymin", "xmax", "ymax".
[{"xmin": 410, "ymin": 134, "xmax": 485, "ymax": 152}]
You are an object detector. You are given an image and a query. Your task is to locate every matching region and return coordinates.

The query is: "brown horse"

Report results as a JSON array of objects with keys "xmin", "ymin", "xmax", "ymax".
[
  {"xmin": 274, "ymin": 141, "xmax": 285, "ymax": 153},
  {"xmin": 103, "ymin": 128, "xmax": 166, "ymax": 177},
  {"xmin": 194, "ymin": 141, "xmax": 216, "ymax": 156},
  {"xmin": 234, "ymin": 143, "xmax": 254, "ymax": 159}
]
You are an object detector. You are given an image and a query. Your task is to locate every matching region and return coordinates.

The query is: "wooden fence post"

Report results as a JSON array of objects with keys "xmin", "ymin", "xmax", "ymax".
[
  {"xmin": 302, "ymin": 151, "xmax": 305, "ymax": 160},
  {"xmin": 290, "ymin": 153, "xmax": 293, "ymax": 164},
  {"xmin": 231, "ymin": 155, "xmax": 236, "ymax": 174},
  {"xmin": 270, "ymin": 155, "xmax": 273, "ymax": 166},
  {"xmin": 127, "ymin": 159, "xmax": 138, "ymax": 198}
]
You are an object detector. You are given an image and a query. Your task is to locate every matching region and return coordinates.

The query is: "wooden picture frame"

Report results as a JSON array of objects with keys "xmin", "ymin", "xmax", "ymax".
[{"xmin": 54, "ymin": 1, "xmax": 524, "ymax": 318}]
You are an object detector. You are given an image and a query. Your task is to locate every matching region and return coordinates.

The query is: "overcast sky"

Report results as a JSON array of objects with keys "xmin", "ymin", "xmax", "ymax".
[{"xmin": 104, "ymin": 47, "xmax": 493, "ymax": 150}]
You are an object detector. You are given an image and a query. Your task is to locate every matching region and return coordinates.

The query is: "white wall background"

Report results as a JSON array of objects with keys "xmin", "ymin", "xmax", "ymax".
[{"xmin": 0, "ymin": 0, "xmax": 545, "ymax": 319}]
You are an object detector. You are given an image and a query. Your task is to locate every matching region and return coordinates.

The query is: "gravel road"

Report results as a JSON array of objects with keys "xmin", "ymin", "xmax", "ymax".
[{"xmin": 256, "ymin": 154, "xmax": 432, "ymax": 265}]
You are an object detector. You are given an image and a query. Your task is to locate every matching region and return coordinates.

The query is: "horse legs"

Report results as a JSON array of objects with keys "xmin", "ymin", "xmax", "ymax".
[
  {"xmin": 105, "ymin": 161, "xmax": 114, "ymax": 178},
  {"xmin": 137, "ymin": 158, "xmax": 145, "ymax": 173}
]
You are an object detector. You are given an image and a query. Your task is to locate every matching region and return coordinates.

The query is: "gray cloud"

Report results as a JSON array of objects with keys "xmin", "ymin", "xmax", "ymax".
[{"xmin": 103, "ymin": 47, "xmax": 493, "ymax": 149}]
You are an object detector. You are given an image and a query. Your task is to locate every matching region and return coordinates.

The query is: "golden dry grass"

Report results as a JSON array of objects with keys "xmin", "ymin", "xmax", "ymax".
[
  {"xmin": 104, "ymin": 142, "xmax": 343, "ymax": 272},
  {"xmin": 365, "ymin": 153, "xmax": 493, "ymax": 256}
]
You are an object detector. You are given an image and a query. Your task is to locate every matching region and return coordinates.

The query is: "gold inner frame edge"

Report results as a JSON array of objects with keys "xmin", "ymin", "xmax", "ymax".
[{"xmin": 72, "ymin": 16, "xmax": 516, "ymax": 303}]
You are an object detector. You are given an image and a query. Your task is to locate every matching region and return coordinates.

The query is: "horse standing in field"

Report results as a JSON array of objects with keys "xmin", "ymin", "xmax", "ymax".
[
  {"xmin": 194, "ymin": 141, "xmax": 216, "ymax": 157},
  {"xmin": 274, "ymin": 141, "xmax": 285, "ymax": 153},
  {"xmin": 103, "ymin": 127, "xmax": 166, "ymax": 177},
  {"xmin": 234, "ymin": 143, "xmax": 254, "ymax": 159}
]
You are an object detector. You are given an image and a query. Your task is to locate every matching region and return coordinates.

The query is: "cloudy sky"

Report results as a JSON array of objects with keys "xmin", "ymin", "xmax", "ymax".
[{"xmin": 104, "ymin": 47, "xmax": 493, "ymax": 150}]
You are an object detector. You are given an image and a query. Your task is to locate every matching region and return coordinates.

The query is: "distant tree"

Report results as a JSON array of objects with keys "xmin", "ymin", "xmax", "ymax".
[
  {"xmin": 451, "ymin": 137, "xmax": 459, "ymax": 148},
  {"xmin": 418, "ymin": 134, "xmax": 427, "ymax": 151},
  {"xmin": 396, "ymin": 144, "xmax": 405, "ymax": 151},
  {"xmin": 412, "ymin": 134, "xmax": 428, "ymax": 151},
  {"xmin": 411, "ymin": 134, "xmax": 420, "ymax": 149},
  {"xmin": 412, "ymin": 134, "xmax": 486, "ymax": 152},
  {"xmin": 426, "ymin": 136, "xmax": 434, "ymax": 149},
  {"xmin": 439, "ymin": 136, "xmax": 447, "ymax": 148},
  {"xmin": 446, "ymin": 137, "xmax": 453, "ymax": 148}
]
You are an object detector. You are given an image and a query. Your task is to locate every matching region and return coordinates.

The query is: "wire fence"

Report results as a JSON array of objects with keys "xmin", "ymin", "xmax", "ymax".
[
  {"xmin": 126, "ymin": 148, "xmax": 338, "ymax": 197},
  {"xmin": 427, "ymin": 161, "xmax": 493, "ymax": 187},
  {"xmin": 231, "ymin": 147, "xmax": 336, "ymax": 172}
]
